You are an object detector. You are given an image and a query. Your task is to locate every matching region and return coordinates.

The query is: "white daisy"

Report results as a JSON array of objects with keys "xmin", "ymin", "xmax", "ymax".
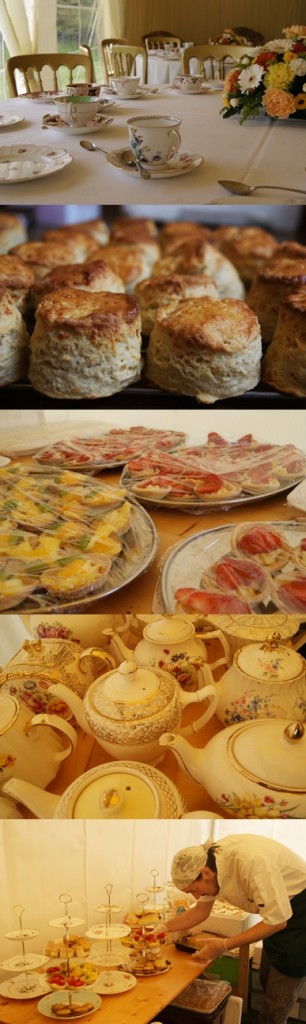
[
  {"xmin": 238, "ymin": 64, "xmax": 265, "ymax": 93},
  {"xmin": 290, "ymin": 57, "xmax": 306, "ymax": 75},
  {"xmin": 263, "ymin": 38, "xmax": 291, "ymax": 52}
]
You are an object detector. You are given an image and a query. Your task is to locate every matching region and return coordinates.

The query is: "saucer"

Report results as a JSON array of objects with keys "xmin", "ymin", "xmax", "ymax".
[
  {"xmin": 26, "ymin": 90, "xmax": 62, "ymax": 103},
  {"xmin": 106, "ymin": 148, "xmax": 204, "ymax": 178},
  {"xmin": 0, "ymin": 114, "xmax": 25, "ymax": 127},
  {"xmin": 42, "ymin": 113, "xmax": 113, "ymax": 135},
  {"xmin": 172, "ymin": 82, "xmax": 223, "ymax": 94},
  {"xmin": 101, "ymin": 86, "xmax": 153, "ymax": 100}
]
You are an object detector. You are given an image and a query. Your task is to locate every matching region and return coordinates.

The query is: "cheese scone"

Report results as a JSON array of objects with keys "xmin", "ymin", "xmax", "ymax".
[
  {"xmin": 32, "ymin": 259, "xmax": 125, "ymax": 307},
  {"xmin": 135, "ymin": 272, "xmax": 218, "ymax": 334},
  {"xmin": 152, "ymin": 239, "xmax": 245, "ymax": 299},
  {"xmin": 0, "ymin": 287, "xmax": 29, "ymax": 385},
  {"xmin": 247, "ymin": 258, "xmax": 306, "ymax": 343},
  {"xmin": 214, "ymin": 225, "xmax": 277, "ymax": 287}
]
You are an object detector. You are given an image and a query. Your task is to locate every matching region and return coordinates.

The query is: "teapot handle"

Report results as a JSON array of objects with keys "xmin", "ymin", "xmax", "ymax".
[
  {"xmin": 26, "ymin": 714, "xmax": 77, "ymax": 762},
  {"xmin": 196, "ymin": 629, "xmax": 231, "ymax": 671},
  {"xmin": 78, "ymin": 647, "xmax": 116, "ymax": 673},
  {"xmin": 180, "ymin": 671, "xmax": 218, "ymax": 736}
]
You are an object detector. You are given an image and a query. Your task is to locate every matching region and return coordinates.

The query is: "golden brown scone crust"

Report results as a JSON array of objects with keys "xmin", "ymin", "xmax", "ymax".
[
  {"xmin": 0, "ymin": 254, "xmax": 35, "ymax": 290},
  {"xmin": 32, "ymin": 259, "xmax": 125, "ymax": 306},
  {"xmin": 43, "ymin": 218, "xmax": 109, "ymax": 246},
  {"xmin": 35, "ymin": 288, "xmax": 140, "ymax": 328},
  {"xmin": 247, "ymin": 258, "xmax": 306, "ymax": 342},
  {"xmin": 29, "ymin": 289, "xmax": 142, "ymax": 399},
  {"xmin": 262, "ymin": 290, "xmax": 306, "ymax": 398},
  {"xmin": 152, "ymin": 240, "xmax": 245, "ymax": 300},
  {"xmin": 214, "ymin": 225, "xmax": 278, "ymax": 286},
  {"xmin": 0, "ymin": 211, "xmax": 27, "ymax": 253},
  {"xmin": 267, "ymin": 241, "xmax": 306, "ymax": 264},
  {"xmin": 135, "ymin": 273, "xmax": 218, "ymax": 333},
  {"xmin": 159, "ymin": 221, "xmax": 214, "ymax": 252},
  {"xmin": 11, "ymin": 240, "xmax": 93, "ymax": 279},
  {"xmin": 145, "ymin": 296, "xmax": 261, "ymax": 403},
  {"xmin": 110, "ymin": 216, "xmax": 159, "ymax": 242},
  {"xmin": 88, "ymin": 243, "xmax": 153, "ymax": 289}
]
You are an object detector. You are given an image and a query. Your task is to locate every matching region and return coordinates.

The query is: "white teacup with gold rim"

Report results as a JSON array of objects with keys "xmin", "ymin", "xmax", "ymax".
[
  {"xmin": 111, "ymin": 76, "xmax": 140, "ymax": 97},
  {"xmin": 173, "ymin": 74, "xmax": 204, "ymax": 92},
  {"xmin": 127, "ymin": 115, "xmax": 181, "ymax": 167},
  {"xmin": 55, "ymin": 94, "xmax": 100, "ymax": 126}
]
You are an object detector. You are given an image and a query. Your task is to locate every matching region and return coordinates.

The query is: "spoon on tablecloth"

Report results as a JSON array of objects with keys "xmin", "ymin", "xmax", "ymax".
[
  {"xmin": 80, "ymin": 138, "xmax": 151, "ymax": 177},
  {"xmin": 218, "ymin": 179, "xmax": 306, "ymax": 196}
]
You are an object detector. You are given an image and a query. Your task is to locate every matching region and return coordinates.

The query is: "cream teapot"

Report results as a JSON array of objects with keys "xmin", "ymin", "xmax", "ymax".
[
  {"xmin": 0, "ymin": 692, "xmax": 77, "ymax": 789},
  {"xmin": 47, "ymin": 655, "xmax": 219, "ymax": 764},
  {"xmin": 213, "ymin": 632, "xmax": 306, "ymax": 725},
  {"xmin": 159, "ymin": 719, "xmax": 306, "ymax": 819},
  {"xmin": 0, "ymin": 636, "xmax": 102, "ymax": 716},
  {"xmin": 101, "ymin": 616, "xmax": 230, "ymax": 692}
]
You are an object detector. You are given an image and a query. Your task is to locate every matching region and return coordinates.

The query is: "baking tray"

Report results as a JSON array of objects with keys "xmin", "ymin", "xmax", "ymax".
[
  {"xmin": 1, "ymin": 380, "xmax": 305, "ymax": 409},
  {"xmin": 160, "ymin": 521, "xmax": 306, "ymax": 614}
]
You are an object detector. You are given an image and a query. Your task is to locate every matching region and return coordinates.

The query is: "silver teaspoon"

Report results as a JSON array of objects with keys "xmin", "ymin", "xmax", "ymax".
[
  {"xmin": 79, "ymin": 139, "xmax": 135, "ymax": 168},
  {"xmin": 218, "ymin": 179, "xmax": 306, "ymax": 196}
]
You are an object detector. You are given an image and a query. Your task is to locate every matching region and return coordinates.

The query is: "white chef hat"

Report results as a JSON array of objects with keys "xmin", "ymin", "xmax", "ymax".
[{"xmin": 171, "ymin": 842, "xmax": 212, "ymax": 890}]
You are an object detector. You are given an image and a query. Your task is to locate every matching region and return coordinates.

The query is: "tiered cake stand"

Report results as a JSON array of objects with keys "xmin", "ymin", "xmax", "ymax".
[
  {"xmin": 86, "ymin": 884, "xmax": 135, "ymax": 993},
  {"xmin": 0, "ymin": 905, "xmax": 49, "ymax": 998}
]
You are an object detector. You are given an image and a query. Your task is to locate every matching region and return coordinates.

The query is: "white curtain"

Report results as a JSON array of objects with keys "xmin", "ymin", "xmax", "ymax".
[
  {"xmin": 97, "ymin": 0, "xmax": 127, "ymax": 40},
  {"xmin": 0, "ymin": 0, "xmax": 56, "ymax": 55}
]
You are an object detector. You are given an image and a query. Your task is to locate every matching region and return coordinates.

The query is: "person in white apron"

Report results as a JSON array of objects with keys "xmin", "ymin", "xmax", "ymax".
[{"xmin": 164, "ymin": 834, "xmax": 306, "ymax": 1024}]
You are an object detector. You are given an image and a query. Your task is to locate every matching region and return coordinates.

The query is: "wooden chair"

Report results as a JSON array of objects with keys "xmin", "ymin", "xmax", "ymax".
[
  {"xmin": 143, "ymin": 34, "xmax": 181, "ymax": 52},
  {"xmin": 100, "ymin": 37, "xmax": 128, "ymax": 82},
  {"xmin": 6, "ymin": 51, "xmax": 93, "ymax": 97},
  {"xmin": 182, "ymin": 44, "xmax": 254, "ymax": 79},
  {"xmin": 79, "ymin": 44, "xmax": 95, "ymax": 82},
  {"xmin": 108, "ymin": 44, "xmax": 148, "ymax": 85}
]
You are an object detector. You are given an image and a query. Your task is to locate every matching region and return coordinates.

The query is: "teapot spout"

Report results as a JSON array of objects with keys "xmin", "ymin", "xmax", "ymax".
[
  {"xmin": 3, "ymin": 778, "xmax": 58, "ymax": 818},
  {"xmin": 101, "ymin": 629, "xmax": 133, "ymax": 663},
  {"xmin": 159, "ymin": 733, "xmax": 206, "ymax": 787},
  {"xmin": 48, "ymin": 683, "xmax": 91, "ymax": 734}
]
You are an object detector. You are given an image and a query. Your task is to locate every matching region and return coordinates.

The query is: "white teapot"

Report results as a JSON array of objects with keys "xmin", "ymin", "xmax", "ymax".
[
  {"xmin": 47, "ymin": 655, "xmax": 219, "ymax": 764},
  {"xmin": 4, "ymin": 760, "xmax": 186, "ymax": 819},
  {"xmin": 213, "ymin": 632, "xmax": 306, "ymax": 725},
  {"xmin": 101, "ymin": 616, "xmax": 230, "ymax": 692},
  {"xmin": 160, "ymin": 719, "xmax": 306, "ymax": 818},
  {"xmin": 0, "ymin": 692, "xmax": 77, "ymax": 789},
  {"xmin": 0, "ymin": 636, "xmax": 102, "ymax": 715}
]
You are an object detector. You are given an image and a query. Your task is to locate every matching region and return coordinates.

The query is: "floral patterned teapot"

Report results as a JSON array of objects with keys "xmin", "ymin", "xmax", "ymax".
[
  {"xmin": 160, "ymin": 719, "xmax": 306, "ymax": 819},
  {"xmin": 213, "ymin": 632, "xmax": 306, "ymax": 725},
  {"xmin": 48, "ymin": 655, "xmax": 219, "ymax": 764},
  {"xmin": 100, "ymin": 616, "xmax": 230, "ymax": 692},
  {"xmin": 0, "ymin": 692, "xmax": 77, "ymax": 790},
  {"xmin": 0, "ymin": 636, "xmax": 101, "ymax": 717}
]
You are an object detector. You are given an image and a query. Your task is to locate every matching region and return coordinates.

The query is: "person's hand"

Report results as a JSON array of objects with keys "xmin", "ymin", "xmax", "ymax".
[{"xmin": 191, "ymin": 936, "xmax": 228, "ymax": 967}]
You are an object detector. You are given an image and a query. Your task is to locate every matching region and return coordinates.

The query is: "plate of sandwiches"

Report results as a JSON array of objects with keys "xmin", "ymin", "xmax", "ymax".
[
  {"xmin": 160, "ymin": 521, "xmax": 306, "ymax": 615},
  {"xmin": 0, "ymin": 462, "xmax": 158, "ymax": 611}
]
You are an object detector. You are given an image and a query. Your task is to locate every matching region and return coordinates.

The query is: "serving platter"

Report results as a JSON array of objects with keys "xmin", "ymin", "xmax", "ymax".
[
  {"xmin": 32, "ymin": 427, "xmax": 187, "ymax": 472},
  {"xmin": 0, "ymin": 973, "xmax": 51, "ymax": 999},
  {"xmin": 160, "ymin": 522, "xmax": 306, "ymax": 614},
  {"xmin": 0, "ymin": 463, "xmax": 158, "ymax": 612},
  {"xmin": 120, "ymin": 958, "xmax": 171, "ymax": 977},
  {"xmin": 38, "ymin": 990, "xmax": 101, "ymax": 1019}
]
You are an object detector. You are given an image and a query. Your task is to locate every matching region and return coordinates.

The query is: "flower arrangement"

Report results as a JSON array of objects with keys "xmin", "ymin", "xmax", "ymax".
[
  {"xmin": 221, "ymin": 25, "xmax": 306, "ymax": 121},
  {"xmin": 209, "ymin": 28, "xmax": 249, "ymax": 45}
]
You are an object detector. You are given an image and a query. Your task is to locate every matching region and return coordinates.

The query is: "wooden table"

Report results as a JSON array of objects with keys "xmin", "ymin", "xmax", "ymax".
[{"xmin": 0, "ymin": 941, "xmax": 250, "ymax": 1021}]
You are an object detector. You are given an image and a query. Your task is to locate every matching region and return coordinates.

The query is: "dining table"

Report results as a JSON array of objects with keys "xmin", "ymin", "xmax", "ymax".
[
  {"xmin": 0, "ymin": 85, "xmax": 305, "ymax": 205},
  {"xmin": 0, "ymin": 940, "xmax": 251, "ymax": 1019}
]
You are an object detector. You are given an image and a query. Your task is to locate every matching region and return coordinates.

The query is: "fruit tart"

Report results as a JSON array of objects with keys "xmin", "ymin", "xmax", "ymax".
[
  {"xmin": 201, "ymin": 555, "xmax": 271, "ymax": 605},
  {"xmin": 272, "ymin": 574, "xmax": 306, "ymax": 614},
  {"xmin": 174, "ymin": 588, "xmax": 252, "ymax": 614},
  {"xmin": 231, "ymin": 523, "xmax": 290, "ymax": 571},
  {"xmin": 40, "ymin": 555, "xmax": 112, "ymax": 601}
]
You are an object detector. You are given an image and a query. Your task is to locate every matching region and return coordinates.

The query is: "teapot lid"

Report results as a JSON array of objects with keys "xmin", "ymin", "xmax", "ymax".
[
  {"xmin": 143, "ymin": 617, "xmax": 194, "ymax": 644},
  {"xmin": 89, "ymin": 660, "xmax": 176, "ymax": 723},
  {"xmin": 206, "ymin": 613, "xmax": 301, "ymax": 641},
  {"xmin": 236, "ymin": 633, "xmax": 304, "ymax": 682},
  {"xmin": 68, "ymin": 766, "xmax": 159, "ymax": 819},
  {"xmin": 0, "ymin": 694, "xmax": 19, "ymax": 734},
  {"xmin": 229, "ymin": 719, "xmax": 306, "ymax": 791}
]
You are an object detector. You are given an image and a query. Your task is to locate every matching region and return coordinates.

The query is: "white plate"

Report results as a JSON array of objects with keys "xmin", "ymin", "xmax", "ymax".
[
  {"xmin": 122, "ymin": 960, "xmax": 171, "ymax": 977},
  {"xmin": 42, "ymin": 113, "xmax": 113, "ymax": 135},
  {"xmin": 172, "ymin": 83, "xmax": 222, "ymax": 94},
  {"xmin": 38, "ymin": 990, "xmax": 101, "ymax": 1019},
  {"xmin": 92, "ymin": 970, "xmax": 136, "ymax": 994},
  {"xmin": 0, "ymin": 144, "xmax": 72, "ymax": 183},
  {"xmin": 5, "ymin": 928, "xmax": 39, "ymax": 940},
  {"xmin": 26, "ymin": 91, "xmax": 62, "ymax": 103},
  {"xmin": 101, "ymin": 86, "xmax": 155, "ymax": 99},
  {"xmin": 48, "ymin": 916, "xmax": 84, "ymax": 928},
  {"xmin": 106, "ymin": 148, "xmax": 203, "ymax": 178},
  {"xmin": 85, "ymin": 924, "xmax": 130, "ymax": 939},
  {"xmin": 0, "ymin": 952, "xmax": 49, "ymax": 971},
  {"xmin": 0, "ymin": 974, "xmax": 51, "ymax": 1000},
  {"xmin": 0, "ymin": 114, "xmax": 25, "ymax": 127}
]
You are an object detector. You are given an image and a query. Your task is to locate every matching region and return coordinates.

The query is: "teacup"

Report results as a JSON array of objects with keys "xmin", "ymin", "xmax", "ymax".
[
  {"xmin": 127, "ymin": 115, "xmax": 181, "ymax": 167},
  {"xmin": 173, "ymin": 74, "xmax": 204, "ymax": 92},
  {"xmin": 56, "ymin": 94, "xmax": 100, "ymax": 126},
  {"xmin": 64, "ymin": 82, "xmax": 101, "ymax": 97},
  {"xmin": 110, "ymin": 76, "xmax": 140, "ymax": 97}
]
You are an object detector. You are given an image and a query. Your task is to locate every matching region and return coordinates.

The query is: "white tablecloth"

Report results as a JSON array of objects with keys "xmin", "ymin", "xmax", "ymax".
[{"xmin": 0, "ymin": 88, "xmax": 305, "ymax": 204}]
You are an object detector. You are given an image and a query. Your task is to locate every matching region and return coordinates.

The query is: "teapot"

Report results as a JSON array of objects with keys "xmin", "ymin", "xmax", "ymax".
[
  {"xmin": 212, "ymin": 632, "xmax": 306, "ymax": 725},
  {"xmin": 159, "ymin": 719, "xmax": 306, "ymax": 818},
  {"xmin": 47, "ymin": 655, "xmax": 219, "ymax": 764},
  {"xmin": 0, "ymin": 636, "xmax": 102, "ymax": 716},
  {"xmin": 3, "ymin": 760, "xmax": 186, "ymax": 819},
  {"xmin": 101, "ymin": 616, "xmax": 230, "ymax": 692},
  {"xmin": 0, "ymin": 692, "xmax": 77, "ymax": 789},
  {"xmin": 204, "ymin": 613, "xmax": 304, "ymax": 659}
]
